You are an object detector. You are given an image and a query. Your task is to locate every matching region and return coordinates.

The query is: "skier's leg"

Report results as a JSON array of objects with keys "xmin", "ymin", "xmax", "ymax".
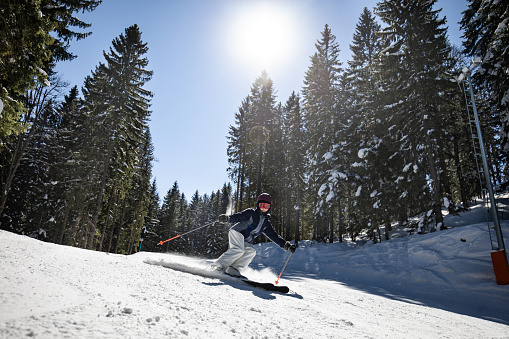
[
  {"xmin": 230, "ymin": 242, "xmax": 256, "ymax": 271},
  {"xmin": 212, "ymin": 230, "xmax": 245, "ymax": 269}
]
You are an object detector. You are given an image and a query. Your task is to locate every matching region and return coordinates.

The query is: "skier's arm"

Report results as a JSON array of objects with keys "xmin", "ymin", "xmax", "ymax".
[
  {"xmin": 220, "ymin": 209, "xmax": 254, "ymax": 223},
  {"xmin": 262, "ymin": 221, "xmax": 287, "ymax": 248}
]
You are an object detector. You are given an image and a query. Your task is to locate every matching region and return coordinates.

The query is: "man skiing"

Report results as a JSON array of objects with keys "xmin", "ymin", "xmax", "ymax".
[{"xmin": 211, "ymin": 193, "xmax": 296, "ymax": 278}]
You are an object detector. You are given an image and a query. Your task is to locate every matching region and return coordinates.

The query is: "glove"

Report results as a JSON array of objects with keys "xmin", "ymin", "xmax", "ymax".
[
  {"xmin": 284, "ymin": 241, "xmax": 296, "ymax": 253},
  {"xmin": 218, "ymin": 214, "xmax": 229, "ymax": 223}
]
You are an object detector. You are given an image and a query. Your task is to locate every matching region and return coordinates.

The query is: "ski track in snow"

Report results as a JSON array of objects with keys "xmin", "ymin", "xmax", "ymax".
[{"xmin": 1, "ymin": 217, "xmax": 509, "ymax": 337}]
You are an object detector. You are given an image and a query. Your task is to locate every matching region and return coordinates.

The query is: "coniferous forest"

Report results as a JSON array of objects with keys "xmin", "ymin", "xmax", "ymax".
[{"xmin": 0, "ymin": 0, "xmax": 507, "ymax": 258}]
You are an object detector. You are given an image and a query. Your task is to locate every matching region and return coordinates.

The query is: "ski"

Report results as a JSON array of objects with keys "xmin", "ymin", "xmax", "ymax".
[
  {"xmin": 224, "ymin": 271, "xmax": 289, "ymax": 293},
  {"xmin": 241, "ymin": 279, "xmax": 290, "ymax": 294},
  {"xmin": 145, "ymin": 259, "xmax": 291, "ymax": 293}
]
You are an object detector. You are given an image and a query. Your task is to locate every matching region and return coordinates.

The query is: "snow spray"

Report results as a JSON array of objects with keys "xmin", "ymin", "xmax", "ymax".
[{"xmin": 226, "ymin": 196, "xmax": 234, "ymax": 215}]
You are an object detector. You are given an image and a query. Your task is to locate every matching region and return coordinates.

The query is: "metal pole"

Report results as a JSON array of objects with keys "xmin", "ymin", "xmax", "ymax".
[{"xmin": 465, "ymin": 71, "xmax": 505, "ymax": 252}]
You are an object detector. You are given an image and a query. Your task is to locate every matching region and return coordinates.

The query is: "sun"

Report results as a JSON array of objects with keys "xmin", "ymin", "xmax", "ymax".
[{"xmin": 228, "ymin": 3, "xmax": 298, "ymax": 71}]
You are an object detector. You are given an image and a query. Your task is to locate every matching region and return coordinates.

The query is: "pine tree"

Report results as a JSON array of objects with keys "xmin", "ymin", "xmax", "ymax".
[
  {"xmin": 345, "ymin": 7, "xmax": 384, "ymax": 241},
  {"xmin": 436, "ymin": 46, "xmax": 480, "ymax": 210},
  {"xmin": 140, "ymin": 179, "xmax": 160, "ymax": 252},
  {"xmin": 249, "ymin": 71, "xmax": 279, "ymax": 199},
  {"xmin": 375, "ymin": 0, "xmax": 452, "ymax": 232},
  {"xmin": 0, "ymin": 77, "xmax": 69, "ymax": 228},
  {"xmin": 302, "ymin": 24, "xmax": 343, "ymax": 242},
  {"xmin": 116, "ymin": 127, "xmax": 155, "ymax": 254},
  {"xmin": 227, "ymin": 71, "xmax": 280, "ymax": 211},
  {"xmin": 209, "ymin": 184, "xmax": 231, "ymax": 256},
  {"xmin": 83, "ymin": 24, "xmax": 153, "ymax": 250},
  {"xmin": 461, "ymin": 0, "xmax": 509, "ymax": 157},
  {"xmin": 283, "ymin": 92, "xmax": 305, "ymax": 245},
  {"xmin": 0, "ymin": 0, "xmax": 101, "ymax": 140},
  {"xmin": 158, "ymin": 181, "xmax": 181, "ymax": 252},
  {"xmin": 227, "ymin": 98, "xmax": 250, "ymax": 211}
]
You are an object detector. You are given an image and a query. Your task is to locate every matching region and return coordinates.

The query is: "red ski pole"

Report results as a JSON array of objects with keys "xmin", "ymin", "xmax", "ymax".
[
  {"xmin": 275, "ymin": 251, "xmax": 292, "ymax": 285},
  {"xmin": 157, "ymin": 221, "xmax": 214, "ymax": 246}
]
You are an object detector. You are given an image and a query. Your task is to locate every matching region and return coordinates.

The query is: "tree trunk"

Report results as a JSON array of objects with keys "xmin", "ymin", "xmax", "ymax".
[
  {"xmin": 338, "ymin": 197, "xmax": 344, "ymax": 242},
  {"xmin": 424, "ymin": 133, "xmax": 445, "ymax": 230},
  {"xmin": 328, "ymin": 211, "xmax": 334, "ymax": 243},
  {"xmin": 294, "ymin": 180, "xmax": 301, "ymax": 246},
  {"xmin": 384, "ymin": 216, "xmax": 391, "ymax": 241},
  {"xmin": 67, "ymin": 199, "xmax": 87, "ymax": 247},
  {"xmin": 57, "ymin": 202, "xmax": 71, "ymax": 244},
  {"xmin": 0, "ymin": 84, "xmax": 58, "ymax": 218},
  {"xmin": 453, "ymin": 136, "xmax": 469, "ymax": 208},
  {"xmin": 112, "ymin": 196, "xmax": 128, "ymax": 254},
  {"xmin": 86, "ymin": 141, "xmax": 114, "ymax": 250},
  {"xmin": 0, "ymin": 127, "xmax": 36, "ymax": 217}
]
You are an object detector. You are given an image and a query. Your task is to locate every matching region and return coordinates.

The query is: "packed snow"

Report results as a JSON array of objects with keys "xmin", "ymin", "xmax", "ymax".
[{"xmin": 1, "ymin": 200, "xmax": 509, "ymax": 338}]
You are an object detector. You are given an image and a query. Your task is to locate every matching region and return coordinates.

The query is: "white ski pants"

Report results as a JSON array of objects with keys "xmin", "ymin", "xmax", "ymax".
[{"xmin": 213, "ymin": 229, "xmax": 256, "ymax": 271}]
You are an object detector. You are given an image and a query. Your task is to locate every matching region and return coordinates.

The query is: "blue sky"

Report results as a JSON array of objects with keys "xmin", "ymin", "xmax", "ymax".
[{"xmin": 55, "ymin": 0, "xmax": 468, "ymax": 201}]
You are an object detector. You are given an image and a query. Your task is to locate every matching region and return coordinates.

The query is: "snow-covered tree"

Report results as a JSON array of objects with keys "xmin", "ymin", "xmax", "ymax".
[
  {"xmin": 344, "ymin": 7, "xmax": 384, "ymax": 240},
  {"xmin": 375, "ymin": 0, "xmax": 452, "ymax": 232},
  {"xmin": 461, "ymin": 0, "xmax": 509, "ymax": 157},
  {"xmin": 283, "ymin": 92, "xmax": 305, "ymax": 244},
  {"xmin": 302, "ymin": 24, "xmax": 344, "ymax": 242}
]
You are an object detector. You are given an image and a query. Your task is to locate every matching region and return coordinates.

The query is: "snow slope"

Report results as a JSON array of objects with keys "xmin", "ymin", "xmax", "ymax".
[{"xmin": 1, "ymin": 206, "xmax": 509, "ymax": 338}]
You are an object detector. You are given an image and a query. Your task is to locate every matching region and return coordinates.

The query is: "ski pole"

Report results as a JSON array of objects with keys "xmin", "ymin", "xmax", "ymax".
[
  {"xmin": 157, "ymin": 221, "xmax": 215, "ymax": 246},
  {"xmin": 275, "ymin": 251, "xmax": 292, "ymax": 285}
]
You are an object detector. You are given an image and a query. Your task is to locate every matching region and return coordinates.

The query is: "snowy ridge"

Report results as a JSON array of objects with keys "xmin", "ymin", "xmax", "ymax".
[{"xmin": 1, "ymin": 204, "xmax": 509, "ymax": 338}]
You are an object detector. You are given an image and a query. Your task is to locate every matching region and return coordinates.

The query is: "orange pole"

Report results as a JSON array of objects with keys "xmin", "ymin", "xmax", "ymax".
[
  {"xmin": 158, "ymin": 234, "xmax": 181, "ymax": 245},
  {"xmin": 157, "ymin": 221, "xmax": 215, "ymax": 246},
  {"xmin": 275, "ymin": 251, "xmax": 292, "ymax": 285}
]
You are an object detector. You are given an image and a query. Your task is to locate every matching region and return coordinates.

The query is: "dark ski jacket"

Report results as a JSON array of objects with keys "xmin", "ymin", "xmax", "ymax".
[{"xmin": 229, "ymin": 208, "xmax": 286, "ymax": 248}]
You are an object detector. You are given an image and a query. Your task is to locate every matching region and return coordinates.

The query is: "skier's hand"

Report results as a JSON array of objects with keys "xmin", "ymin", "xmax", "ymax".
[
  {"xmin": 218, "ymin": 214, "xmax": 229, "ymax": 223},
  {"xmin": 284, "ymin": 241, "xmax": 296, "ymax": 253}
]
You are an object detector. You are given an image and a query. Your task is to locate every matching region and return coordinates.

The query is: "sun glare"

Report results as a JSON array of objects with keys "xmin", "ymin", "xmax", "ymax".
[{"xmin": 228, "ymin": 3, "xmax": 298, "ymax": 71}]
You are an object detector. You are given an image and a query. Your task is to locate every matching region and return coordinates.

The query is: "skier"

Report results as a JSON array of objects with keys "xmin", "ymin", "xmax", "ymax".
[{"xmin": 211, "ymin": 193, "xmax": 296, "ymax": 277}]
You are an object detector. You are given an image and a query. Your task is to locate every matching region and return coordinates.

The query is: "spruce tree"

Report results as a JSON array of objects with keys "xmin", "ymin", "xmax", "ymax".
[
  {"xmin": 249, "ymin": 71, "xmax": 279, "ymax": 199},
  {"xmin": 345, "ymin": 7, "xmax": 384, "ymax": 240},
  {"xmin": 140, "ymin": 179, "xmax": 160, "ymax": 252},
  {"xmin": 228, "ymin": 71, "xmax": 280, "ymax": 211},
  {"xmin": 0, "ymin": 0, "xmax": 101, "ymax": 140},
  {"xmin": 284, "ymin": 92, "xmax": 305, "ymax": 244},
  {"xmin": 302, "ymin": 24, "xmax": 343, "ymax": 242},
  {"xmin": 461, "ymin": 0, "xmax": 508, "ymax": 165},
  {"xmin": 375, "ymin": 0, "xmax": 452, "ymax": 232},
  {"xmin": 0, "ymin": 77, "xmax": 69, "ymax": 229},
  {"xmin": 83, "ymin": 24, "xmax": 153, "ymax": 250},
  {"xmin": 227, "ymin": 98, "xmax": 250, "ymax": 211},
  {"xmin": 158, "ymin": 181, "xmax": 181, "ymax": 252}
]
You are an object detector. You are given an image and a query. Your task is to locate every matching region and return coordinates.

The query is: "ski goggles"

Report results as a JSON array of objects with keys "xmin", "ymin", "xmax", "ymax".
[{"xmin": 258, "ymin": 202, "xmax": 271, "ymax": 210}]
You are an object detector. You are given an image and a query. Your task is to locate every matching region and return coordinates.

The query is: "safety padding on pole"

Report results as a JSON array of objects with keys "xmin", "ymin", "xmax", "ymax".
[{"xmin": 491, "ymin": 250, "xmax": 509, "ymax": 285}]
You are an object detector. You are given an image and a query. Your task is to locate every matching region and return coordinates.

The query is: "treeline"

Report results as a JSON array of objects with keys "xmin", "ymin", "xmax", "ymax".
[
  {"xmin": 226, "ymin": 2, "xmax": 508, "ymax": 245},
  {"xmin": 0, "ymin": 0, "xmax": 507, "ymax": 255}
]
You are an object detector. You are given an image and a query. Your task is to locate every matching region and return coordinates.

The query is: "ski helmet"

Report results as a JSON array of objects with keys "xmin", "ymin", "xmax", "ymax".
[{"xmin": 257, "ymin": 193, "xmax": 273, "ymax": 205}]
